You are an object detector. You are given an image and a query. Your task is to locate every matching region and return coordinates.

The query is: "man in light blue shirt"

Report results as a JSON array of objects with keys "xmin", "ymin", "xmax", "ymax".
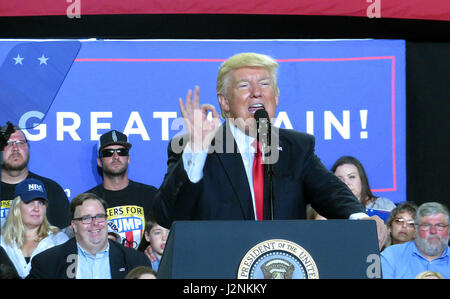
[
  {"xmin": 27, "ymin": 193, "xmax": 151, "ymax": 279},
  {"xmin": 76, "ymin": 242, "xmax": 111, "ymax": 279},
  {"xmin": 381, "ymin": 202, "xmax": 450, "ymax": 279}
]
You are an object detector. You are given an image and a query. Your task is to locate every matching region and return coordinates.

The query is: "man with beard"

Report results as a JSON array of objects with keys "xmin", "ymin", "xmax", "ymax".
[
  {"xmin": 1, "ymin": 126, "xmax": 70, "ymax": 230},
  {"xmin": 381, "ymin": 202, "xmax": 450, "ymax": 278},
  {"xmin": 86, "ymin": 130, "xmax": 157, "ymax": 250}
]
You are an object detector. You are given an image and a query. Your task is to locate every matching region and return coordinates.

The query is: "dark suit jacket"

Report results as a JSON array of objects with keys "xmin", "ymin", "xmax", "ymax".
[
  {"xmin": 0, "ymin": 246, "xmax": 20, "ymax": 278},
  {"xmin": 26, "ymin": 238, "xmax": 151, "ymax": 279},
  {"xmin": 153, "ymin": 123, "xmax": 365, "ymax": 228}
]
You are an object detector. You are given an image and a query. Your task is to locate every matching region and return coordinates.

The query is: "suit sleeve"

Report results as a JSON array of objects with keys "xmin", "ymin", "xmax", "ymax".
[
  {"xmin": 151, "ymin": 135, "xmax": 203, "ymax": 229},
  {"xmin": 26, "ymin": 252, "xmax": 52, "ymax": 279},
  {"xmin": 299, "ymin": 134, "xmax": 365, "ymax": 219},
  {"xmin": 26, "ymin": 239, "xmax": 76, "ymax": 279}
]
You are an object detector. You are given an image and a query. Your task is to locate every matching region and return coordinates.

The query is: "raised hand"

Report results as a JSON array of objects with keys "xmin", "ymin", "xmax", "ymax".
[{"xmin": 179, "ymin": 86, "xmax": 221, "ymax": 152}]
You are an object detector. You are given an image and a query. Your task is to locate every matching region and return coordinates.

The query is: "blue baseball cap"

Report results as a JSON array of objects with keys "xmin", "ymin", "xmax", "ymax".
[{"xmin": 14, "ymin": 178, "xmax": 48, "ymax": 203}]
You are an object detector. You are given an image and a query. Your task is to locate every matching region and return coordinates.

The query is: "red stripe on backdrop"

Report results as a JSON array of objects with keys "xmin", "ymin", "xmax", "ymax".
[{"xmin": 1, "ymin": 0, "xmax": 449, "ymax": 21}]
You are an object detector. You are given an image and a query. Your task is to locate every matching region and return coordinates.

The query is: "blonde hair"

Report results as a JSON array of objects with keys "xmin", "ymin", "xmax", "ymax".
[
  {"xmin": 1, "ymin": 196, "xmax": 59, "ymax": 248},
  {"xmin": 216, "ymin": 53, "xmax": 279, "ymax": 117},
  {"xmin": 125, "ymin": 266, "xmax": 157, "ymax": 279},
  {"xmin": 415, "ymin": 271, "xmax": 443, "ymax": 279}
]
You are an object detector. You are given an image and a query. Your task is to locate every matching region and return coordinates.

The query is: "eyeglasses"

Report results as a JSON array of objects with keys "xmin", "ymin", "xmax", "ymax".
[
  {"xmin": 100, "ymin": 148, "xmax": 129, "ymax": 158},
  {"xmin": 393, "ymin": 218, "xmax": 415, "ymax": 227},
  {"xmin": 6, "ymin": 140, "xmax": 27, "ymax": 147},
  {"xmin": 416, "ymin": 223, "xmax": 449, "ymax": 232},
  {"xmin": 73, "ymin": 213, "xmax": 107, "ymax": 224}
]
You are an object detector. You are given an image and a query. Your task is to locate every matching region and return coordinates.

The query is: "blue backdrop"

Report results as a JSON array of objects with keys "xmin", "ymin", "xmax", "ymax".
[{"xmin": 0, "ymin": 39, "xmax": 406, "ymax": 204}]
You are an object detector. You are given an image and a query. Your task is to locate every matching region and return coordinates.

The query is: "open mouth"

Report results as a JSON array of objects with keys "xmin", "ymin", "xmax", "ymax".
[{"xmin": 248, "ymin": 103, "xmax": 265, "ymax": 114}]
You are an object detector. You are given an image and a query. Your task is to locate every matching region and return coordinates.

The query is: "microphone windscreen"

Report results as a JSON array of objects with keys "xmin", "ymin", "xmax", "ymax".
[{"xmin": 254, "ymin": 109, "xmax": 269, "ymax": 121}]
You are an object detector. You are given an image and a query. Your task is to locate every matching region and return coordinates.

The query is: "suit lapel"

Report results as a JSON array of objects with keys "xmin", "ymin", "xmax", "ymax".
[
  {"xmin": 212, "ymin": 123, "xmax": 254, "ymax": 219},
  {"xmin": 108, "ymin": 241, "xmax": 128, "ymax": 279}
]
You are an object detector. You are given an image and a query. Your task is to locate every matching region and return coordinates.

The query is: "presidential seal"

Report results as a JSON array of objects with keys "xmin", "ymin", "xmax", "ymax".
[{"xmin": 237, "ymin": 239, "xmax": 319, "ymax": 279}]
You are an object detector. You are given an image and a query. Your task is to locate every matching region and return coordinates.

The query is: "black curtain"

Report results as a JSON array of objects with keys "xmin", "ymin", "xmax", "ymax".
[{"xmin": 406, "ymin": 42, "xmax": 450, "ymax": 207}]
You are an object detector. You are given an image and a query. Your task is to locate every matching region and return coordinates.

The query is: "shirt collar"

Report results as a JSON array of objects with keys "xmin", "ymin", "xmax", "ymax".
[
  {"xmin": 77, "ymin": 241, "xmax": 110, "ymax": 258},
  {"xmin": 229, "ymin": 122, "xmax": 256, "ymax": 155}
]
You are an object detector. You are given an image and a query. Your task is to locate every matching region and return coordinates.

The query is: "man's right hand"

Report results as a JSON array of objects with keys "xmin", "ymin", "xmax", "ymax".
[{"xmin": 179, "ymin": 86, "xmax": 221, "ymax": 152}]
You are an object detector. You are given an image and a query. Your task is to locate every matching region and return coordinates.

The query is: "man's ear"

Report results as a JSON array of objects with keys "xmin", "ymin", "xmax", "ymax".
[
  {"xmin": 97, "ymin": 157, "xmax": 102, "ymax": 168},
  {"xmin": 71, "ymin": 221, "xmax": 77, "ymax": 234},
  {"xmin": 217, "ymin": 94, "xmax": 229, "ymax": 117}
]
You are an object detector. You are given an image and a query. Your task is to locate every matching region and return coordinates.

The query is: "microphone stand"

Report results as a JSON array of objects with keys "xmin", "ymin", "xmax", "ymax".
[
  {"xmin": 266, "ymin": 125, "xmax": 275, "ymax": 221},
  {"xmin": 267, "ymin": 152, "xmax": 274, "ymax": 220},
  {"xmin": 255, "ymin": 111, "xmax": 275, "ymax": 220}
]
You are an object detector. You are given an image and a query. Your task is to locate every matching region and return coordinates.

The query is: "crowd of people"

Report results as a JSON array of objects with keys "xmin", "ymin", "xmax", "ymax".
[
  {"xmin": 308, "ymin": 156, "xmax": 449, "ymax": 279},
  {"xmin": 0, "ymin": 126, "xmax": 164, "ymax": 279},
  {"xmin": 1, "ymin": 52, "xmax": 448, "ymax": 279}
]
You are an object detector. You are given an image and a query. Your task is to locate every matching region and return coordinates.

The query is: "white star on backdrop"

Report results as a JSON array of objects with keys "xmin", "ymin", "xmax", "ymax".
[
  {"xmin": 37, "ymin": 54, "xmax": 49, "ymax": 65},
  {"xmin": 13, "ymin": 54, "xmax": 24, "ymax": 65}
]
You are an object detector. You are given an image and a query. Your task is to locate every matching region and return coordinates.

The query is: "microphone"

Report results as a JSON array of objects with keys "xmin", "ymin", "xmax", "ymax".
[
  {"xmin": 254, "ymin": 109, "xmax": 271, "ymax": 151},
  {"xmin": 254, "ymin": 109, "xmax": 275, "ymax": 220}
]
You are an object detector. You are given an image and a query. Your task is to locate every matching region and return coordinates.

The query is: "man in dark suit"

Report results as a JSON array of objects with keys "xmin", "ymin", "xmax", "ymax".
[
  {"xmin": 27, "ymin": 193, "xmax": 151, "ymax": 279},
  {"xmin": 152, "ymin": 52, "xmax": 386, "ymax": 248}
]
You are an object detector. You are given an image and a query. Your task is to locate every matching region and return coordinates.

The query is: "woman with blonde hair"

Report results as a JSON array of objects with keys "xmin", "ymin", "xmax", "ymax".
[{"xmin": 0, "ymin": 178, "xmax": 68, "ymax": 278}]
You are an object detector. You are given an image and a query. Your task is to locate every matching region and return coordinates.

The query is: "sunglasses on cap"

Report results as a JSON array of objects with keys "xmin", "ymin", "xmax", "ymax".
[{"xmin": 100, "ymin": 148, "xmax": 129, "ymax": 158}]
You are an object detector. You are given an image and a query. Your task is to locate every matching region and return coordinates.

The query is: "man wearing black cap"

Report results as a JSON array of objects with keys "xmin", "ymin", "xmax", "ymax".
[{"xmin": 85, "ymin": 130, "xmax": 157, "ymax": 250}]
